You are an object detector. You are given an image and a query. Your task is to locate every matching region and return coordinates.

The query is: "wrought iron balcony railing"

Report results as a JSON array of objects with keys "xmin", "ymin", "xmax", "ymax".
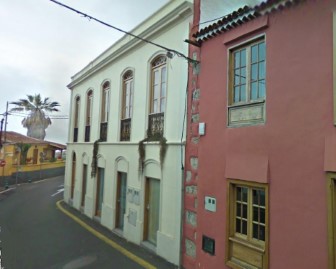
[
  {"xmin": 85, "ymin": 126, "xmax": 90, "ymax": 142},
  {"xmin": 73, "ymin": 127, "xmax": 78, "ymax": 142},
  {"xmin": 120, "ymin": 118, "xmax": 131, "ymax": 141},
  {"xmin": 100, "ymin": 122, "xmax": 108, "ymax": 141},
  {"xmin": 148, "ymin": 112, "xmax": 164, "ymax": 140}
]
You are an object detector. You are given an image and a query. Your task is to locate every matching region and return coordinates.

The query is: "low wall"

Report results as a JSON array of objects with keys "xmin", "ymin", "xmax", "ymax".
[{"xmin": 1, "ymin": 166, "xmax": 65, "ymax": 186}]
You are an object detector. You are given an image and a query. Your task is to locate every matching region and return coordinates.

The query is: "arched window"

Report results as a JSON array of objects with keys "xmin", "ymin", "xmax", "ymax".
[
  {"xmin": 120, "ymin": 70, "xmax": 133, "ymax": 141},
  {"xmin": 85, "ymin": 90, "xmax": 93, "ymax": 142},
  {"xmin": 73, "ymin": 96, "xmax": 80, "ymax": 142},
  {"xmin": 100, "ymin": 81, "xmax": 110, "ymax": 141},
  {"xmin": 148, "ymin": 55, "xmax": 167, "ymax": 139}
]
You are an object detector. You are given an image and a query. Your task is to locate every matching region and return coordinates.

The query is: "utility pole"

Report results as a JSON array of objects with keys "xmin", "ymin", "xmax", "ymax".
[
  {"xmin": 4, "ymin": 102, "xmax": 8, "ymax": 143},
  {"xmin": 0, "ymin": 118, "xmax": 3, "ymax": 148}
]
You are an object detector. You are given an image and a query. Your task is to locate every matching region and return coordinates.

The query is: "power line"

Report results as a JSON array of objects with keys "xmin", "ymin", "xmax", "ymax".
[{"xmin": 49, "ymin": 0, "xmax": 199, "ymax": 65}]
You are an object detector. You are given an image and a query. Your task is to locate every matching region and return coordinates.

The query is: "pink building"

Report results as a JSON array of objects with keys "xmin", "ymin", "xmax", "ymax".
[{"xmin": 183, "ymin": 0, "xmax": 336, "ymax": 268}]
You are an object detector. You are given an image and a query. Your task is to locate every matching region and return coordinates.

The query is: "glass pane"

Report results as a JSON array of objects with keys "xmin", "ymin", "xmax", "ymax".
[
  {"xmin": 242, "ymin": 204, "xmax": 247, "ymax": 219},
  {"xmin": 253, "ymin": 189, "xmax": 258, "ymax": 205},
  {"xmin": 234, "ymin": 69, "xmax": 240, "ymax": 85},
  {"xmin": 253, "ymin": 223, "xmax": 259, "ymax": 239},
  {"xmin": 154, "ymin": 85, "xmax": 159, "ymax": 99},
  {"xmin": 242, "ymin": 187, "xmax": 248, "ymax": 202},
  {"xmin": 260, "ymin": 190, "xmax": 265, "ymax": 206},
  {"xmin": 237, "ymin": 187, "xmax": 242, "ymax": 200},
  {"xmin": 240, "ymin": 49, "xmax": 246, "ymax": 67},
  {"xmin": 242, "ymin": 220, "xmax": 247, "ymax": 235},
  {"xmin": 161, "ymin": 67, "xmax": 166, "ymax": 82},
  {"xmin": 241, "ymin": 67, "xmax": 246, "ymax": 84},
  {"xmin": 161, "ymin": 82, "xmax": 166, "ymax": 98},
  {"xmin": 259, "ymin": 80, "xmax": 265, "ymax": 99},
  {"xmin": 251, "ymin": 45, "xmax": 258, "ymax": 63},
  {"xmin": 236, "ymin": 219, "xmax": 241, "ymax": 233},
  {"xmin": 253, "ymin": 206, "xmax": 259, "ymax": 222},
  {"xmin": 153, "ymin": 100, "xmax": 158, "ymax": 113},
  {"xmin": 259, "ymin": 61, "xmax": 265, "ymax": 80},
  {"xmin": 154, "ymin": 70, "xmax": 159, "ymax": 84},
  {"xmin": 251, "ymin": 63, "xmax": 258, "ymax": 81},
  {"xmin": 240, "ymin": 85, "xmax": 246, "ymax": 102},
  {"xmin": 259, "ymin": 42, "xmax": 265, "ymax": 61},
  {"xmin": 260, "ymin": 225, "xmax": 265, "ymax": 241},
  {"xmin": 234, "ymin": 86, "xmax": 240, "ymax": 103},
  {"xmin": 160, "ymin": 98, "xmax": 165, "ymax": 113},
  {"xmin": 234, "ymin": 51, "xmax": 240, "ymax": 68},
  {"xmin": 251, "ymin": 82, "xmax": 258, "ymax": 100},
  {"xmin": 237, "ymin": 203, "xmax": 241, "ymax": 217},
  {"xmin": 260, "ymin": 208, "xmax": 265, "ymax": 223}
]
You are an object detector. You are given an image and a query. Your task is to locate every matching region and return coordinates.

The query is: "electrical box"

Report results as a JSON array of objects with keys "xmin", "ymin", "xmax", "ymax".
[
  {"xmin": 199, "ymin": 122, "xmax": 206, "ymax": 136},
  {"xmin": 202, "ymin": 235, "xmax": 215, "ymax": 255},
  {"xmin": 204, "ymin": 196, "xmax": 216, "ymax": 212}
]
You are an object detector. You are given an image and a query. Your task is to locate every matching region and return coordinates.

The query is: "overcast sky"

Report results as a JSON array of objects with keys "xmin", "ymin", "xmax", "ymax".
[{"xmin": 0, "ymin": 0, "xmax": 168, "ymax": 145}]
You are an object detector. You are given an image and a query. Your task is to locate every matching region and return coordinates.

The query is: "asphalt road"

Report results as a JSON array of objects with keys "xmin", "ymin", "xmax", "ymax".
[{"xmin": 0, "ymin": 176, "xmax": 147, "ymax": 269}]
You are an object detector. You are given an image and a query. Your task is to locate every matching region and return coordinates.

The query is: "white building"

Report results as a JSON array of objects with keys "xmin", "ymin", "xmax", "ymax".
[{"xmin": 64, "ymin": 0, "xmax": 193, "ymax": 265}]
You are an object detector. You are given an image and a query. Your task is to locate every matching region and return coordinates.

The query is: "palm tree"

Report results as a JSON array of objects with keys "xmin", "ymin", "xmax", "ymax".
[{"xmin": 10, "ymin": 94, "xmax": 60, "ymax": 140}]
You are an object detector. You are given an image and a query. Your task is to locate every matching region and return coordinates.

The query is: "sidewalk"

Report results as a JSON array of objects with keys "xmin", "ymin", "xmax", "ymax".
[{"xmin": 58, "ymin": 200, "xmax": 178, "ymax": 269}]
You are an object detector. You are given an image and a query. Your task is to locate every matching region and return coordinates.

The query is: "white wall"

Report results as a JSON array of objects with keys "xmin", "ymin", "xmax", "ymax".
[{"xmin": 64, "ymin": 0, "xmax": 192, "ymax": 265}]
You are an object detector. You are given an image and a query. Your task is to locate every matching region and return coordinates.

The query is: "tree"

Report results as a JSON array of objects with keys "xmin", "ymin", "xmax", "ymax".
[
  {"xmin": 16, "ymin": 143, "xmax": 31, "ymax": 165},
  {"xmin": 10, "ymin": 94, "xmax": 60, "ymax": 140}
]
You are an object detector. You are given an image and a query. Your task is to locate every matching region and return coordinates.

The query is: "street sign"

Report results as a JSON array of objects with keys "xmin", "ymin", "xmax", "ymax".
[{"xmin": 0, "ymin": 159, "xmax": 6, "ymax": 167}]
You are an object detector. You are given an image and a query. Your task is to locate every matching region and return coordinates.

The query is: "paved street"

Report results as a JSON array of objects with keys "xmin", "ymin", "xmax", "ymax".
[{"xmin": 0, "ymin": 176, "xmax": 175, "ymax": 269}]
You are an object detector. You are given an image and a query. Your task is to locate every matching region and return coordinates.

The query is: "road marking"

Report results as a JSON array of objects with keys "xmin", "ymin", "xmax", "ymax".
[
  {"xmin": 51, "ymin": 188, "xmax": 64, "ymax": 197},
  {"xmin": 56, "ymin": 200, "xmax": 156, "ymax": 269}
]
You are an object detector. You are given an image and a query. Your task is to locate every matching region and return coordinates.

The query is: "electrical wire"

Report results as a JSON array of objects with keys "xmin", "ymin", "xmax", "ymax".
[{"xmin": 49, "ymin": 0, "xmax": 199, "ymax": 65}]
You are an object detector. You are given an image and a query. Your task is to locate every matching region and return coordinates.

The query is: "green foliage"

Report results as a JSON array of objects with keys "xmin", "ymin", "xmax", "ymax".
[
  {"xmin": 49, "ymin": 157, "xmax": 57, "ymax": 162},
  {"xmin": 138, "ymin": 131, "xmax": 168, "ymax": 174},
  {"xmin": 16, "ymin": 143, "xmax": 31, "ymax": 165},
  {"xmin": 91, "ymin": 139, "xmax": 101, "ymax": 177}
]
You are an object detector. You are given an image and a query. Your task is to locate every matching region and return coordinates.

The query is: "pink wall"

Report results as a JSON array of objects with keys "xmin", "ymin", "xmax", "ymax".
[{"xmin": 189, "ymin": 1, "xmax": 336, "ymax": 268}]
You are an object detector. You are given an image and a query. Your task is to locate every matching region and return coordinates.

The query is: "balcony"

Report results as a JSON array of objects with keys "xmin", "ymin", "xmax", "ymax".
[
  {"xmin": 85, "ymin": 126, "xmax": 90, "ymax": 142},
  {"xmin": 100, "ymin": 122, "xmax": 108, "ymax": 141},
  {"xmin": 148, "ymin": 112, "xmax": 164, "ymax": 140},
  {"xmin": 120, "ymin": 118, "xmax": 131, "ymax": 141},
  {"xmin": 73, "ymin": 127, "xmax": 78, "ymax": 142}
]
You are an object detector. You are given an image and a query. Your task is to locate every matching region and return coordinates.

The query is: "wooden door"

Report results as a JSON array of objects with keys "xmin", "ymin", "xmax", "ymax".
[
  {"xmin": 144, "ymin": 177, "xmax": 160, "ymax": 245},
  {"xmin": 81, "ymin": 164, "xmax": 87, "ymax": 207},
  {"xmin": 95, "ymin": 168, "xmax": 105, "ymax": 217},
  {"xmin": 33, "ymin": 149, "xmax": 38, "ymax": 164},
  {"xmin": 116, "ymin": 172, "xmax": 127, "ymax": 230}
]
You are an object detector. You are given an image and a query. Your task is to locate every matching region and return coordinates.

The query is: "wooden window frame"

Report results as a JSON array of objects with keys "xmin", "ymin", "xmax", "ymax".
[
  {"xmin": 150, "ymin": 55, "xmax": 167, "ymax": 114},
  {"xmin": 86, "ymin": 90, "xmax": 93, "ymax": 126},
  {"xmin": 101, "ymin": 82, "xmax": 110, "ymax": 123},
  {"xmin": 74, "ymin": 96, "xmax": 80, "ymax": 128},
  {"xmin": 327, "ymin": 173, "xmax": 336, "ymax": 269},
  {"xmin": 229, "ymin": 38, "xmax": 265, "ymax": 106},
  {"xmin": 122, "ymin": 71, "xmax": 134, "ymax": 120},
  {"xmin": 228, "ymin": 37, "xmax": 266, "ymax": 127},
  {"xmin": 226, "ymin": 179, "xmax": 269, "ymax": 269}
]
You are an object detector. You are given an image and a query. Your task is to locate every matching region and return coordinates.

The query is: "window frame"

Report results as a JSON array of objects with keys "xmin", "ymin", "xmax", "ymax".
[
  {"xmin": 226, "ymin": 179, "xmax": 269, "ymax": 269},
  {"xmin": 121, "ymin": 70, "xmax": 134, "ymax": 120},
  {"xmin": 74, "ymin": 96, "xmax": 80, "ymax": 129},
  {"xmin": 101, "ymin": 81, "xmax": 110, "ymax": 123},
  {"xmin": 327, "ymin": 173, "xmax": 336, "ymax": 269},
  {"xmin": 150, "ymin": 55, "xmax": 167, "ymax": 115},
  {"xmin": 86, "ymin": 90, "xmax": 93, "ymax": 126},
  {"xmin": 227, "ymin": 35, "xmax": 266, "ymax": 127}
]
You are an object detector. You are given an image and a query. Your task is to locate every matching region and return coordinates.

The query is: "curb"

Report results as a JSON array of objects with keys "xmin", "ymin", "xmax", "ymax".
[
  {"xmin": 0, "ymin": 187, "xmax": 15, "ymax": 195},
  {"xmin": 56, "ymin": 200, "xmax": 157, "ymax": 269}
]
